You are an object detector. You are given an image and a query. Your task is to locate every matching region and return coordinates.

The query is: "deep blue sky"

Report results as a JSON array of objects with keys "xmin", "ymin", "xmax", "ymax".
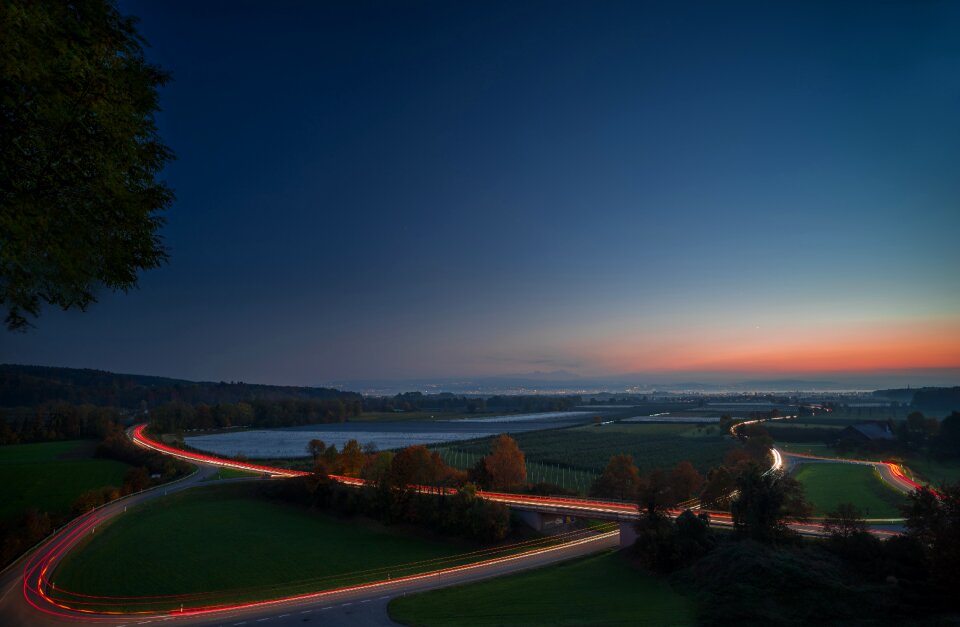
[{"xmin": 4, "ymin": 1, "xmax": 959, "ymax": 386}]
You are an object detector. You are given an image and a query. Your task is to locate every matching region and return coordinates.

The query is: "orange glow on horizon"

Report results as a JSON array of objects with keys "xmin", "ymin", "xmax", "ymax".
[{"xmin": 583, "ymin": 317, "xmax": 960, "ymax": 375}]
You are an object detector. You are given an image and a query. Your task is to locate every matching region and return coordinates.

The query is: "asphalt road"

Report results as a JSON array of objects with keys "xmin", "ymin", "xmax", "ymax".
[
  {"xmin": 780, "ymin": 449, "xmax": 921, "ymax": 495},
  {"xmin": 174, "ymin": 531, "xmax": 619, "ymax": 627},
  {"xmin": 0, "ymin": 464, "xmax": 218, "ymax": 626},
  {"xmin": 0, "ymin": 434, "xmax": 619, "ymax": 626},
  {"xmin": 1, "ymin": 420, "xmax": 927, "ymax": 625}
]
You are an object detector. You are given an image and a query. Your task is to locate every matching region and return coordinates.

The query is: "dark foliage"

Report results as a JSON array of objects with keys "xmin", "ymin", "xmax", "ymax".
[
  {"xmin": 258, "ymin": 477, "xmax": 510, "ymax": 544},
  {"xmin": 730, "ymin": 465, "xmax": 811, "ymax": 543},
  {"xmin": 0, "ymin": 425, "xmax": 191, "ymax": 569},
  {"xmin": 147, "ymin": 398, "xmax": 361, "ymax": 432},
  {"xmin": 0, "ymin": 364, "xmax": 359, "ymax": 409},
  {"xmin": 365, "ymin": 392, "xmax": 581, "ymax": 414},
  {"xmin": 911, "ymin": 388, "xmax": 960, "ymax": 415},
  {"xmin": 1, "ymin": 0, "xmax": 174, "ymax": 330},
  {"xmin": 591, "ymin": 453, "xmax": 641, "ymax": 500},
  {"xmin": 633, "ymin": 509, "xmax": 715, "ymax": 573},
  {"xmin": 933, "ymin": 411, "xmax": 960, "ymax": 458},
  {"xmin": 681, "ymin": 540, "xmax": 905, "ymax": 627},
  {"xmin": 901, "ymin": 482, "xmax": 960, "ymax": 607},
  {"xmin": 0, "ymin": 402, "xmax": 123, "ymax": 444},
  {"xmin": 95, "ymin": 427, "xmax": 192, "ymax": 482}
]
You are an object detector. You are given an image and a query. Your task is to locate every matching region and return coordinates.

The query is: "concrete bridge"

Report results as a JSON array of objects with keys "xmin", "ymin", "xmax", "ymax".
[{"xmin": 481, "ymin": 491, "xmax": 662, "ymax": 548}]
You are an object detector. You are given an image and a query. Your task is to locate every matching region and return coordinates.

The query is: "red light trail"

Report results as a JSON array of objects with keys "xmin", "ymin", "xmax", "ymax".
[{"xmin": 12, "ymin": 421, "xmax": 936, "ymax": 622}]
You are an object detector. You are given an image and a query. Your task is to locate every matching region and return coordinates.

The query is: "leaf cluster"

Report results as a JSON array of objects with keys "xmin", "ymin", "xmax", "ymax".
[{"xmin": 1, "ymin": 0, "xmax": 174, "ymax": 329}]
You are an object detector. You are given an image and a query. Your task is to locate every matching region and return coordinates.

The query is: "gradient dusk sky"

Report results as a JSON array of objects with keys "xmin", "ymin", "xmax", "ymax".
[{"xmin": 3, "ymin": 1, "xmax": 959, "ymax": 387}]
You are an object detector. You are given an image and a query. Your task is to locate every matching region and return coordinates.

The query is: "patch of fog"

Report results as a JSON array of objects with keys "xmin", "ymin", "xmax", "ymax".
[
  {"xmin": 450, "ymin": 411, "xmax": 592, "ymax": 423},
  {"xmin": 185, "ymin": 430, "xmax": 491, "ymax": 459}
]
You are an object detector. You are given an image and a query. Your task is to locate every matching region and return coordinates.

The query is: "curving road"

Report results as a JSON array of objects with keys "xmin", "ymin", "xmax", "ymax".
[
  {"xmin": 1, "ymin": 427, "xmax": 623, "ymax": 626},
  {"xmin": 778, "ymin": 450, "xmax": 926, "ymax": 496},
  {"xmin": 0, "ymin": 464, "xmax": 218, "ymax": 626},
  {"xmin": 1, "ymin": 420, "xmax": 934, "ymax": 625}
]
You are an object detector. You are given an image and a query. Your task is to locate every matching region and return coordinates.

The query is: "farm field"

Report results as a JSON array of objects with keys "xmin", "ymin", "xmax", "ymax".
[
  {"xmin": 0, "ymin": 440, "xmax": 130, "ymax": 521},
  {"xmin": 905, "ymin": 457, "xmax": 960, "ymax": 485},
  {"xmin": 389, "ymin": 548, "xmax": 695, "ymax": 626},
  {"xmin": 792, "ymin": 417, "xmax": 879, "ymax": 426},
  {"xmin": 763, "ymin": 424, "xmax": 845, "ymax": 445},
  {"xmin": 765, "ymin": 423, "xmax": 847, "ymax": 430},
  {"xmin": 435, "ymin": 422, "xmax": 737, "ymax": 495},
  {"xmin": 52, "ymin": 484, "xmax": 528, "ymax": 612},
  {"xmin": 776, "ymin": 443, "xmax": 960, "ymax": 486},
  {"xmin": 201, "ymin": 466, "xmax": 261, "ymax": 481},
  {"xmin": 792, "ymin": 464, "xmax": 907, "ymax": 518}
]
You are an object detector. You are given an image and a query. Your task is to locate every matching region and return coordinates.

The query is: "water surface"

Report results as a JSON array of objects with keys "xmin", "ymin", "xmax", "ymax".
[{"xmin": 186, "ymin": 411, "xmax": 594, "ymax": 458}]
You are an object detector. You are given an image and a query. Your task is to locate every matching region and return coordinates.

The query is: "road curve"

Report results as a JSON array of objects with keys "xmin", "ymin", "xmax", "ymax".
[
  {"xmin": 0, "ymin": 464, "xmax": 218, "ymax": 626},
  {"xmin": 778, "ymin": 450, "xmax": 927, "ymax": 496},
  {"xmin": 1, "ymin": 427, "xmax": 622, "ymax": 625},
  {"xmin": 3, "ymin": 421, "xmax": 931, "ymax": 625}
]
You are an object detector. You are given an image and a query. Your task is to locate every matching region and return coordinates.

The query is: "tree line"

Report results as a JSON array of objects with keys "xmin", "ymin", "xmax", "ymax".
[
  {"xmin": 364, "ymin": 392, "xmax": 582, "ymax": 414},
  {"xmin": 0, "ymin": 364, "xmax": 359, "ymax": 408},
  {"xmin": 147, "ymin": 398, "xmax": 363, "ymax": 432},
  {"xmin": 258, "ymin": 435, "xmax": 526, "ymax": 543},
  {"xmin": 582, "ymin": 423, "xmax": 960, "ymax": 624},
  {"xmin": 0, "ymin": 403, "xmax": 128, "ymax": 444},
  {"xmin": 760, "ymin": 410, "xmax": 960, "ymax": 460}
]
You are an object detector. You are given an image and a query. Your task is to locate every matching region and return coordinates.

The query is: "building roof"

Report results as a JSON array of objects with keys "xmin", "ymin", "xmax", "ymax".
[{"xmin": 842, "ymin": 422, "xmax": 896, "ymax": 441}]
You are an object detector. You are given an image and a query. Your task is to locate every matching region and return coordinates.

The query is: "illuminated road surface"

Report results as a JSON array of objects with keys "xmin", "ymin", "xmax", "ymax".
[
  {"xmin": 1, "ymin": 427, "xmax": 623, "ymax": 625},
  {"xmin": 779, "ymin": 450, "xmax": 925, "ymax": 496},
  {"xmin": 1, "ymin": 422, "xmax": 931, "ymax": 625},
  {"xmin": 3, "ymin": 491, "xmax": 617, "ymax": 626}
]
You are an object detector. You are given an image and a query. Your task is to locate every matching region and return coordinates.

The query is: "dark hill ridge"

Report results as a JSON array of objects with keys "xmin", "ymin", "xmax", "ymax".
[
  {"xmin": 0, "ymin": 364, "xmax": 359, "ymax": 408},
  {"xmin": 874, "ymin": 386, "xmax": 960, "ymax": 413}
]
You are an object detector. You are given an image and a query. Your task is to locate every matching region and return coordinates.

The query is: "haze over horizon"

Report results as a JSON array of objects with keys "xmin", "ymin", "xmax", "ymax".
[{"xmin": 2, "ymin": 1, "xmax": 959, "ymax": 388}]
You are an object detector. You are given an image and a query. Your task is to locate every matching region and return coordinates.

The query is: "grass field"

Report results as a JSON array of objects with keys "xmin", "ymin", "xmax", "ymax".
[
  {"xmin": 789, "ymin": 415, "xmax": 890, "ymax": 426},
  {"xmin": 792, "ymin": 464, "xmax": 907, "ymax": 518},
  {"xmin": 388, "ymin": 549, "xmax": 695, "ymax": 627},
  {"xmin": 201, "ymin": 466, "xmax": 262, "ymax": 481},
  {"xmin": 0, "ymin": 440, "xmax": 130, "ymax": 521},
  {"xmin": 777, "ymin": 442, "xmax": 960, "ymax": 487},
  {"xmin": 434, "ymin": 422, "xmax": 736, "ymax": 495},
  {"xmin": 899, "ymin": 457, "xmax": 960, "ymax": 486},
  {"xmin": 52, "ymin": 484, "xmax": 530, "ymax": 612},
  {"xmin": 765, "ymin": 423, "xmax": 846, "ymax": 431}
]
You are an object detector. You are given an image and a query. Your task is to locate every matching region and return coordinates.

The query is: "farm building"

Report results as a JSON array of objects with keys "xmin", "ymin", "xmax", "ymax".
[{"xmin": 835, "ymin": 422, "xmax": 896, "ymax": 446}]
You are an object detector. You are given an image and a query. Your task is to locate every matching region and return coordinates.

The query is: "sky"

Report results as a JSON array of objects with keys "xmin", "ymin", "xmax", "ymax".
[{"xmin": 3, "ymin": 0, "xmax": 960, "ymax": 388}]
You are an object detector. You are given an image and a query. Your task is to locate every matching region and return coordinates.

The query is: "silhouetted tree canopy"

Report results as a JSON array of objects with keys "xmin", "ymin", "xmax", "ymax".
[
  {"xmin": 591, "ymin": 453, "xmax": 641, "ymax": 500},
  {"xmin": 1, "ymin": 0, "xmax": 174, "ymax": 330},
  {"xmin": 730, "ymin": 465, "xmax": 811, "ymax": 543},
  {"xmin": 483, "ymin": 434, "xmax": 527, "ymax": 489}
]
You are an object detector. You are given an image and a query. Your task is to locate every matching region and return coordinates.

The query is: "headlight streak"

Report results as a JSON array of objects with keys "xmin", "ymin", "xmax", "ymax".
[
  {"xmin": 27, "ymin": 517, "xmax": 618, "ymax": 620},
  {"xmin": 41, "ymin": 524, "xmax": 617, "ymax": 608},
  {"xmin": 20, "ymin": 421, "xmax": 929, "ymax": 622}
]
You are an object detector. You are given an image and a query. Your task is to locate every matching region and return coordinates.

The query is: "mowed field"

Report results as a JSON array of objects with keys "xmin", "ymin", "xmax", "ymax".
[
  {"xmin": 0, "ymin": 440, "xmax": 130, "ymax": 521},
  {"xmin": 776, "ymin": 442, "xmax": 960, "ymax": 486},
  {"xmin": 792, "ymin": 464, "xmax": 907, "ymax": 518},
  {"xmin": 389, "ymin": 549, "xmax": 696, "ymax": 627},
  {"xmin": 201, "ymin": 466, "xmax": 262, "ymax": 481},
  {"xmin": 53, "ymin": 484, "xmax": 521, "ymax": 612},
  {"xmin": 434, "ymin": 422, "xmax": 736, "ymax": 495},
  {"xmin": 904, "ymin": 457, "xmax": 960, "ymax": 485}
]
